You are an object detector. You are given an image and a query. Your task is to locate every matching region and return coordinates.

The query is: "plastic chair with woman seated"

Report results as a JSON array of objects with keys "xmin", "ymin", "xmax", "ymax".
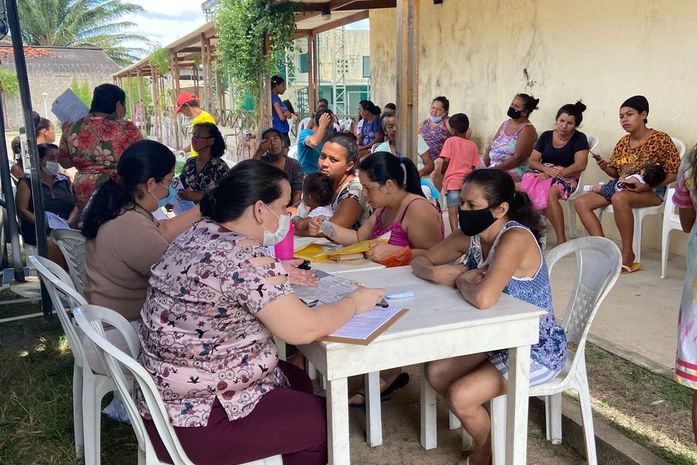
[
  {"xmin": 51, "ymin": 228, "xmax": 87, "ymax": 296},
  {"xmin": 73, "ymin": 304, "xmax": 284, "ymax": 465},
  {"xmin": 596, "ymin": 137, "xmax": 685, "ymax": 264},
  {"xmin": 567, "ymin": 135, "xmax": 599, "ymax": 238},
  {"xmin": 487, "ymin": 236, "xmax": 621, "ymax": 465},
  {"xmin": 28, "ymin": 255, "xmax": 112, "ymax": 465}
]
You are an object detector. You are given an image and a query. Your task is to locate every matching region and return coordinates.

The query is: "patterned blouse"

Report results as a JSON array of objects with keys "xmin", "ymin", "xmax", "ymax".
[
  {"xmin": 59, "ymin": 115, "xmax": 143, "ymax": 209},
  {"xmin": 179, "ymin": 157, "xmax": 230, "ymax": 194},
  {"xmin": 137, "ymin": 219, "xmax": 291, "ymax": 427},
  {"xmin": 331, "ymin": 176, "xmax": 370, "ymax": 229},
  {"xmin": 419, "ymin": 118, "xmax": 451, "ymax": 161},
  {"xmin": 608, "ymin": 130, "xmax": 680, "ymax": 175},
  {"xmin": 465, "ymin": 221, "xmax": 567, "ymax": 372}
]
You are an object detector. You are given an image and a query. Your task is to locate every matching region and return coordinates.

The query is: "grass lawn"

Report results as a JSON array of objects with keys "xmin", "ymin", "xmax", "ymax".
[{"xmin": 0, "ymin": 302, "xmax": 695, "ymax": 464}]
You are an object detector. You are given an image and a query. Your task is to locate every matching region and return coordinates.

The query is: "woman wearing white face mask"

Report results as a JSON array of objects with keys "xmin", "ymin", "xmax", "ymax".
[
  {"xmin": 137, "ymin": 159, "xmax": 385, "ymax": 465},
  {"xmin": 16, "ymin": 143, "xmax": 79, "ymax": 266}
]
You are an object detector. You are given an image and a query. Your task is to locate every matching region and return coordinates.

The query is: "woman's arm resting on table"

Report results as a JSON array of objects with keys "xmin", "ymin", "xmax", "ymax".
[
  {"xmin": 411, "ymin": 230, "xmax": 470, "ymax": 286},
  {"xmin": 256, "ymin": 284, "xmax": 385, "ymax": 345},
  {"xmin": 308, "ymin": 213, "xmax": 372, "ymax": 245}
]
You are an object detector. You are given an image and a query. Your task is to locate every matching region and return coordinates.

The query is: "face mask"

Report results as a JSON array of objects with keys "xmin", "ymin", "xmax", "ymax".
[
  {"xmin": 507, "ymin": 107, "xmax": 523, "ymax": 119},
  {"xmin": 458, "ymin": 207, "xmax": 497, "ymax": 236},
  {"xmin": 149, "ymin": 183, "xmax": 172, "ymax": 211},
  {"xmin": 191, "ymin": 137, "xmax": 212, "ymax": 152},
  {"xmin": 42, "ymin": 161, "xmax": 61, "ymax": 177},
  {"xmin": 429, "ymin": 116, "xmax": 442, "ymax": 124},
  {"xmin": 261, "ymin": 203, "xmax": 291, "ymax": 246}
]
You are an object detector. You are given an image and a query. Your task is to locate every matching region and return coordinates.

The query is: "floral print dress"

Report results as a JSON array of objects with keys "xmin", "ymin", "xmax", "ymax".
[
  {"xmin": 59, "ymin": 115, "xmax": 142, "ymax": 209},
  {"xmin": 137, "ymin": 219, "xmax": 291, "ymax": 426}
]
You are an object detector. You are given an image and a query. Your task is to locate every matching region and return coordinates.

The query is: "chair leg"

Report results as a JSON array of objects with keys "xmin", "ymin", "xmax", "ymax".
[
  {"xmin": 661, "ymin": 229, "xmax": 672, "ymax": 279},
  {"xmin": 633, "ymin": 210, "xmax": 642, "ymax": 264},
  {"xmin": 420, "ymin": 365, "xmax": 438, "ymax": 450},
  {"xmin": 545, "ymin": 393, "xmax": 562, "ymax": 445},
  {"xmin": 72, "ymin": 366, "xmax": 84, "ymax": 458},
  {"xmin": 448, "ymin": 410, "xmax": 461, "ymax": 429},
  {"xmin": 577, "ymin": 382, "xmax": 598, "ymax": 465},
  {"xmin": 82, "ymin": 383, "xmax": 102, "ymax": 465},
  {"xmin": 567, "ymin": 200, "xmax": 577, "ymax": 239},
  {"xmin": 490, "ymin": 395, "xmax": 507, "ymax": 465}
]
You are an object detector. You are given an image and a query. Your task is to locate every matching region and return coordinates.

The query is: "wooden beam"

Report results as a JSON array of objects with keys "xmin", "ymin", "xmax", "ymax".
[
  {"xmin": 395, "ymin": 0, "xmax": 419, "ymax": 165},
  {"xmin": 258, "ymin": 34, "xmax": 272, "ymax": 132},
  {"xmin": 309, "ymin": 10, "xmax": 369, "ymax": 35},
  {"xmin": 171, "ymin": 51, "xmax": 182, "ymax": 149},
  {"xmin": 334, "ymin": 0, "xmax": 395, "ymax": 10},
  {"xmin": 307, "ymin": 33, "xmax": 318, "ymax": 113}
]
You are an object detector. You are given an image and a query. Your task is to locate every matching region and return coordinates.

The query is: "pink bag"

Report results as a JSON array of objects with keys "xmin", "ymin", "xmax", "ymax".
[{"xmin": 520, "ymin": 173, "xmax": 553, "ymax": 211}]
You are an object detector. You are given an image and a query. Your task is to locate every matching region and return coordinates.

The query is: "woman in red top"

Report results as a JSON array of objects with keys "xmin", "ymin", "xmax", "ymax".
[{"xmin": 59, "ymin": 83, "xmax": 143, "ymax": 211}]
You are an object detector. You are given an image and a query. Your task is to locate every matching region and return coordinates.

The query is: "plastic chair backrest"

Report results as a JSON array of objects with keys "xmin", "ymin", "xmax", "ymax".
[
  {"xmin": 672, "ymin": 137, "xmax": 686, "ymax": 159},
  {"xmin": 586, "ymin": 135, "xmax": 599, "ymax": 152},
  {"xmin": 50, "ymin": 229, "xmax": 87, "ymax": 295},
  {"xmin": 73, "ymin": 305, "xmax": 194, "ymax": 465},
  {"xmin": 546, "ymin": 237, "xmax": 621, "ymax": 345},
  {"xmin": 28, "ymin": 255, "xmax": 90, "ymax": 369}
]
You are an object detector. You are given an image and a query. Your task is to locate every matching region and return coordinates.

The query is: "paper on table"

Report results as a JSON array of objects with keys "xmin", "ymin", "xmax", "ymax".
[
  {"xmin": 51, "ymin": 89, "xmax": 89, "ymax": 124},
  {"xmin": 292, "ymin": 271, "xmax": 407, "ymax": 344}
]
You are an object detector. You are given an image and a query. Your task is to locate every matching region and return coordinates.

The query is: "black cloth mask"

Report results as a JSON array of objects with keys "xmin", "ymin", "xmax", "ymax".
[
  {"xmin": 458, "ymin": 207, "xmax": 497, "ymax": 236},
  {"xmin": 507, "ymin": 106, "xmax": 522, "ymax": 119}
]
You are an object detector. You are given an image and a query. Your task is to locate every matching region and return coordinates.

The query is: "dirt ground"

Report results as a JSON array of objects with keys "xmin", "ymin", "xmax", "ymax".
[{"xmin": 345, "ymin": 365, "xmax": 584, "ymax": 465}]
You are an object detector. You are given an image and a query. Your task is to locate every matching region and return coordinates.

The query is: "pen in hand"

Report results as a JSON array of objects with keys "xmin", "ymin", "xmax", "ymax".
[{"xmin": 376, "ymin": 298, "xmax": 389, "ymax": 308}]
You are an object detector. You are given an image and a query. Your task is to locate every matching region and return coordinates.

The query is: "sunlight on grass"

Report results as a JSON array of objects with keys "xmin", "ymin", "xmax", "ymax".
[{"xmin": 56, "ymin": 336, "xmax": 71, "ymax": 355}]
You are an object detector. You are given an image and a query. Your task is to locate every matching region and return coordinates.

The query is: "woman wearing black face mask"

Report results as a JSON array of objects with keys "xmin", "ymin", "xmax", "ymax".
[
  {"xmin": 483, "ymin": 93, "xmax": 540, "ymax": 182},
  {"xmin": 412, "ymin": 168, "xmax": 566, "ymax": 465}
]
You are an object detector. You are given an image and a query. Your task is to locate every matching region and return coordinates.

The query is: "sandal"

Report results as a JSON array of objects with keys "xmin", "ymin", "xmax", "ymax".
[
  {"xmin": 349, "ymin": 372, "xmax": 411, "ymax": 408},
  {"xmin": 621, "ymin": 262, "xmax": 640, "ymax": 274}
]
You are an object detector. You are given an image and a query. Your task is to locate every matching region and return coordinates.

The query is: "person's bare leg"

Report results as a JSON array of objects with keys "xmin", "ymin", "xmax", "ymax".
[
  {"xmin": 545, "ymin": 188, "xmax": 566, "ymax": 244},
  {"xmin": 47, "ymin": 238, "xmax": 68, "ymax": 270},
  {"xmin": 347, "ymin": 368, "xmax": 405, "ymax": 405},
  {"xmin": 574, "ymin": 192, "xmax": 609, "ymax": 237},
  {"xmin": 448, "ymin": 206, "xmax": 459, "ymax": 235},
  {"xmin": 448, "ymin": 362, "xmax": 506, "ymax": 465},
  {"xmin": 611, "ymin": 191, "xmax": 661, "ymax": 266},
  {"xmin": 425, "ymin": 353, "xmax": 489, "ymax": 397}
]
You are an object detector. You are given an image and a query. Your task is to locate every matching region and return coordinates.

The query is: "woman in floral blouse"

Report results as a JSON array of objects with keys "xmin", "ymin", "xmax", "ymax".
[
  {"xmin": 138, "ymin": 159, "xmax": 385, "ymax": 465},
  {"xmin": 58, "ymin": 83, "xmax": 142, "ymax": 211},
  {"xmin": 178, "ymin": 122, "xmax": 229, "ymax": 202}
]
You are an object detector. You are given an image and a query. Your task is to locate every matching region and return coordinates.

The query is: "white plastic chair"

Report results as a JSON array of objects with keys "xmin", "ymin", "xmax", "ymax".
[
  {"xmin": 487, "ymin": 237, "xmax": 621, "ymax": 465},
  {"xmin": 596, "ymin": 137, "xmax": 685, "ymax": 263},
  {"xmin": 567, "ymin": 135, "xmax": 599, "ymax": 238},
  {"xmin": 661, "ymin": 187, "xmax": 686, "ymax": 278},
  {"xmin": 73, "ymin": 304, "xmax": 283, "ymax": 465},
  {"xmin": 51, "ymin": 228, "xmax": 87, "ymax": 295},
  {"xmin": 28, "ymin": 255, "xmax": 113, "ymax": 465}
]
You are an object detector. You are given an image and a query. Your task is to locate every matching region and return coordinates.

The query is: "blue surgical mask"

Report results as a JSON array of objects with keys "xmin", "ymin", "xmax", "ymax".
[
  {"xmin": 430, "ymin": 116, "xmax": 442, "ymax": 123},
  {"xmin": 149, "ymin": 183, "xmax": 174, "ymax": 211}
]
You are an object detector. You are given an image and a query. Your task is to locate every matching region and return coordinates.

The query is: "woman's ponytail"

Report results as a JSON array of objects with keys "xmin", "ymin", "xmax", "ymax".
[
  {"xmin": 400, "ymin": 157, "xmax": 425, "ymax": 197},
  {"xmin": 81, "ymin": 179, "xmax": 135, "ymax": 239}
]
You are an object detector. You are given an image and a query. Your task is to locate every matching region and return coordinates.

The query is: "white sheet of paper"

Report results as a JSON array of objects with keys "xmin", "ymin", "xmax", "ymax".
[
  {"xmin": 45, "ymin": 211, "xmax": 72, "ymax": 230},
  {"xmin": 328, "ymin": 305, "xmax": 403, "ymax": 340},
  {"xmin": 51, "ymin": 89, "xmax": 89, "ymax": 124}
]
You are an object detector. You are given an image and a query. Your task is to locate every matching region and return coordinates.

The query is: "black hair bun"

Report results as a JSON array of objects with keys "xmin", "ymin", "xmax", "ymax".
[{"xmin": 574, "ymin": 100, "xmax": 587, "ymax": 113}]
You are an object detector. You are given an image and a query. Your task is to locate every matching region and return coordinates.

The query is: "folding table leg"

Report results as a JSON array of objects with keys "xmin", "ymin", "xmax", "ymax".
[
  {"xmin": 506, "ymin": 345, "xmax": 531, "ymax": 465},
  {"xmin": 327, "ymin": 377, "xmax": 350, "ymax": 465},
  {"xmin": 365, "ymin": 371, "xmax": 383, "ymax": 446},
  {"xmin": 420, "ymin": 364, "xmax": 438, "ymax": 449}
]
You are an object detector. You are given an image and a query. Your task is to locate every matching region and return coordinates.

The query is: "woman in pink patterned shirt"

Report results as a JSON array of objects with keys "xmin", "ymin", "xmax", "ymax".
[{"xmin": 138, "ymin": 160, "xmax": 385, "ymax": 465}]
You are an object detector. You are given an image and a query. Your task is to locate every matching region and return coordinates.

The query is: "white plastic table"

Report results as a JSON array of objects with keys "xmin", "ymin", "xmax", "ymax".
[{"xmin": 297, "ymin": 265, "xmax": 544, "ymax": 465}]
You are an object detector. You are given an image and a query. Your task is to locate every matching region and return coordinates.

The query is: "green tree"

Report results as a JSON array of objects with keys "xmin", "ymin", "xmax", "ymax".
[
  {"xmin": 70, "ymin": 77, "xmax": 92, "ymax": 107},
  {"xmin": 0, "ymin": 69, "xmax": 19, "ymax": 96},
  {"xmin": 17, "ymin": 0, "xmax": 148, "ymax": 65}
]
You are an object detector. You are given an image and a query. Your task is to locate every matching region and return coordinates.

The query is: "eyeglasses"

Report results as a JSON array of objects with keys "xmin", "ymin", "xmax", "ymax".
[{"xmin": 192, "ymin": 135, "xmax": 212, "ymax": 140}]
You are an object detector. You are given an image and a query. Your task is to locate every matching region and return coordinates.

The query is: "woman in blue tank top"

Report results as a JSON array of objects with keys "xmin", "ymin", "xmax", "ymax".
[{"xmin": 412, "ymin": 168, "xmax": 566, "ymax": 465}]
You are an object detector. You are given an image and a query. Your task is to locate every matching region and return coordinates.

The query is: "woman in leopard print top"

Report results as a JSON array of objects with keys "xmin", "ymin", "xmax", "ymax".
[{"xmin": 574, "ymin": 95, "xmax": 680, "ymax": 271}]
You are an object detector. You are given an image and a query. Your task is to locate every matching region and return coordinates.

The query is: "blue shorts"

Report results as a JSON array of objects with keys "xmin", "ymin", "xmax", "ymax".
[{"xmin": 446, "ymin": 190, "xmax": 461, "ymax": 208}]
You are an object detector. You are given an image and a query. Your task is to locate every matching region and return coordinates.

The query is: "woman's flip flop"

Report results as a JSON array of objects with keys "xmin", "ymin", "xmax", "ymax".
[{"xmin": 621, "ymin": 262, "xmax": 640, "ymax": 274}]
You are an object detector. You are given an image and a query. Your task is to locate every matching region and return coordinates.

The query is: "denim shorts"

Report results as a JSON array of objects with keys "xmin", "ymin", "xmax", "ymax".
[{"xmin": 446, "ymin": 190, "xmax": 461, "ymax": 208}]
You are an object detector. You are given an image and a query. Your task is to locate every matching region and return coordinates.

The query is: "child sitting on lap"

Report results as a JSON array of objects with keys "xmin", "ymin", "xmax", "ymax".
[
  {"xmin": 293, "ymin": 173, "xmax": 335, "ymax": 231},
  {"xmin": 584, "ymin": 163, "xmax": 666, "ymax": 201}
]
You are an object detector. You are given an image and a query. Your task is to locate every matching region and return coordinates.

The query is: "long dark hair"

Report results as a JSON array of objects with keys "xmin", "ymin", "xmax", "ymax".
[
  {"xmin": 464, "ymin": 169, "xmax": 544, "ymax": 241},
  {"xmin": 359, "ymin": 152, "xmax": 424, "ymax": 197},
  {"xmin": 194, "ymin": 122, "xmax": 225, "ymax": 158},
  {"xmin": 82, "ymin": 140, "xmax": 175, "ymax": 239},
  {"xmin": 200, "ymin": 160, "xmax": 289, "ymax": 223},
  {"xmin": 90, "ymin": 83, "xmax": 126, "ymax": 114}
]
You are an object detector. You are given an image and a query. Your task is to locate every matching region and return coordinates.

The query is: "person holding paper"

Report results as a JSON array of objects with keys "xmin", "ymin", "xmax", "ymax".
[
  {"xmin": 58, "ymin": 83, "xmax": 143, "ymax": 211},
  {"xmin": 310, "ymin": 151, "xmax": 444, "ymax": 267},
  {"xmin": 16, "ymin": 143, "xmax": 78, "ymax": 267},
  {"xmin": 412, "ymin": 169, "xmax": 567, "ymax": 465},
  {"xmin": 178, "ymin": 122, "xmax": 229, "ymax": 203},
  {"xmin": 137, "ymin": 159, "xmax": 385, "ymax": 465}
]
